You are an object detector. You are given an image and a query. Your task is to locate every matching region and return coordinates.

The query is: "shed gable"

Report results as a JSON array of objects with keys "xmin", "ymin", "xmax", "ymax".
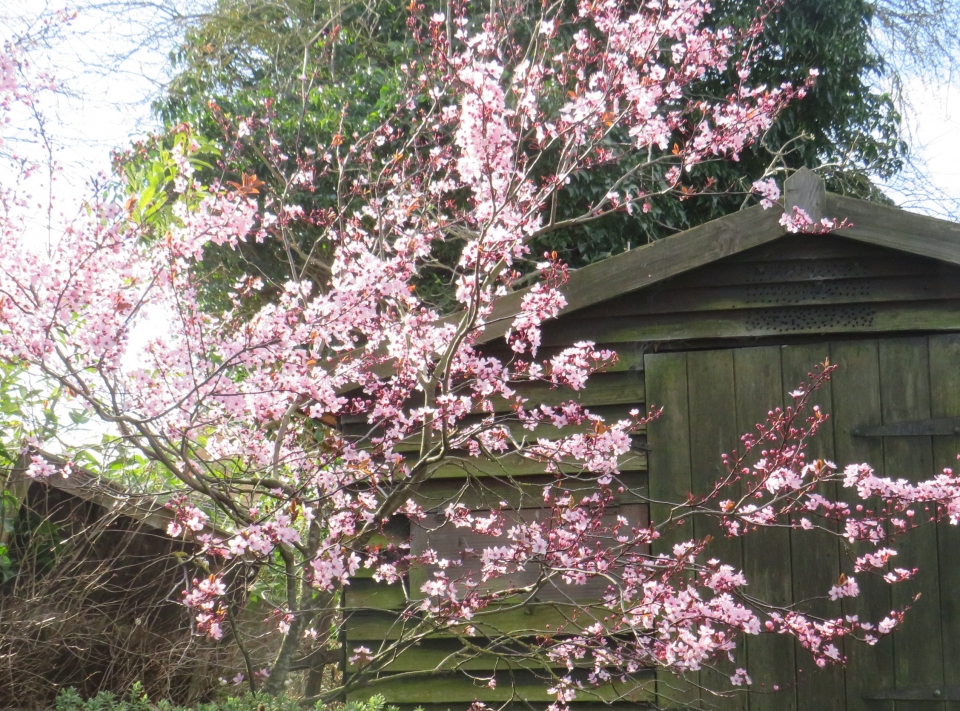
[{"xmin": 540, "ymin": 232, "xmax": 960, "ymax": 349}]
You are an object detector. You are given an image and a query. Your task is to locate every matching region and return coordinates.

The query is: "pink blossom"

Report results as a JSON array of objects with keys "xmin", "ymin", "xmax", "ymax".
[
  {"xmin": 751, "ymin": 178, "xmax": 780, "ymax": 209},
  {"xmin": 349, "ymin": 646, "xmax": 373, "ymax": 666},
  {"xmin": 828, "ymin": 576, "xmax": 860, "ymax": 601},
  {"xmin": 25, "ymin": 455, "xmax": 56, "ymax": 479}
]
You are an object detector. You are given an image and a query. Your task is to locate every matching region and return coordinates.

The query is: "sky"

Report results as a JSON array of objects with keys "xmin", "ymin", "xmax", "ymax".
[
  {"xmin": 884, "ymin": 73, "xmax": 960, "ymax": 217},
  {"xmin": 1, "ymin": 3, "xmax": 178, "ymax": 195}
]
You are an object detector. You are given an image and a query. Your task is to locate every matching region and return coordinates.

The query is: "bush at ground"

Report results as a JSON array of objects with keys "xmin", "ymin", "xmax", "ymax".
[{"xmin": 55, "ymin": 686, "xmax": 395, "ymax": 711}]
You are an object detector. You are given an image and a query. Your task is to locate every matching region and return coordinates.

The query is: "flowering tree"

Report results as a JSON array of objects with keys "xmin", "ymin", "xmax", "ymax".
[{"xmin": 1, "ymin": 0, "xmax": 960, "ymax": 706}]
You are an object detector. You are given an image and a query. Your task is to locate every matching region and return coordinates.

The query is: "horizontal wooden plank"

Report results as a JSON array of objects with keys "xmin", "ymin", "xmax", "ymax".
[
  {"xmin": 348, "ymin": 405, "xmax": 647, "ymax": 452},
  {"xmin": 347, "ymin": 671, "xmax": 656, "ymax": 704},
  {"xmin": 384, "ymin": 704, "xmax": 656, "ymax": 711},
  {"xmin": 411, "ymin": 471, "xmax": 648, "ymax": 510},
  {"xmin": 344, "ymin": 601, "xmax": 612, "ymax": 640},
  {"xmin": 726, "ymin": 233, "xmax": 879, "ymax": 262},
  {"xmin": 347, "ymin": 649, "xmax": 547, "ymax": 674},
  {"xmin": 343, "ymin": 374, "xmax": 643, "ymax": 425},
  {"xmin": 541, "ymin": 300, "xmax": 960, "ymax": 346},
  {"xmin": 478, "ymin": 342, "xmax": 647, "ymax": 374},
  {"xmin": 344, "ymin": 379, "xmax": 645, "ymax": 424},
  {"xmin": 862, "ymin": 686, "xmax": 960, "ymax": 701},
  {"xmin": 852, "ymin": 416, "xmax": 960, "ymax": 437},
  {"xmin": 345, "ymin": 638, "xmax": 558, "ymax": 673},
  {"xmin": 486, "ymin": 371, "xmax": 644, "ymax": 412},
  {"xmin": 345, "ymin": 578, "xmax": 409, "ymax": 610},
  {"xmin": 656, "ymin": 255, "xmax": 936, "ymax": 290},
  {"xmin": 345, "ymin": 582, "xmax": 623, "ymax": 618},
  {"xmin": 574, "ymin": 274, "xmax": 960, "ymax": 320},
  {"xmin": 346, "ymin": 577, "xmax": 638, "ymax": 613},
  {"xmin": 464, "ymin": 404, "xmax": 646, "ymax": 437},
  {"xmin": 384, "ymin": 704, "xmax": 657, "ymax": 711},
  {"xmin": 424, "ymin": 450, "xmax": 647, "ymax": 480}
]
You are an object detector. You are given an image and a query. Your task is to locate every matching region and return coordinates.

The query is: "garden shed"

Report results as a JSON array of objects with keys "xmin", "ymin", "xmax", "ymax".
[
  {"xmin": 0, "ymin": 450, "xmax": 252, "ymax": 706},
  {"xmin": 343, "ymin": 170, "xmax": 960, "ymax": 711}
]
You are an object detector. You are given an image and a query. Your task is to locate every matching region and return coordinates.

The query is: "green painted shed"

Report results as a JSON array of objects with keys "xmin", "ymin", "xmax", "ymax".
[{"xmin": 342, "ymin": 169, "xmax": 960, "ymax": 711}]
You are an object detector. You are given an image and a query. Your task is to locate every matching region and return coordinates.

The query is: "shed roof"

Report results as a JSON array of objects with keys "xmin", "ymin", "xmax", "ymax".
[
  {"xmin": 8, "ymin": 448, "xmax": 228, "ymax": 538},
  {"xmin": 475, "ymin": 168, "xmax": 960, "ymax": 344}
]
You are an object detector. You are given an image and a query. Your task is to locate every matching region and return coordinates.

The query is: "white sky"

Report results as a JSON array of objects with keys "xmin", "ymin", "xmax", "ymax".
[
  {"xmin": 1, "ymin": 3, "xmax": 175, "ymax": 199},
  {"xmin": 882, "ymin": 72, "xmax": 960, "ymax": 217}
]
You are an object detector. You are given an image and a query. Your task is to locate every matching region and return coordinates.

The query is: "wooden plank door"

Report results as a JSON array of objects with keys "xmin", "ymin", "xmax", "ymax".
[
  {"xmin": 829, "ymin": 339, "xmax": 893, "ymax": 711},
  {"xmin": 646, "ymin": 338, "xmax": 958, "ymax": 711},
  {"xmin": 646, "ymin": 347, "xmax": 804, "ymax": 711},
  {"xmin": 928, "ymin": 335, "xmax": 960, "ymax": 711},
  {"xmin": 878, "ymin": 338, "xmax": 944, "ymax": 711}
]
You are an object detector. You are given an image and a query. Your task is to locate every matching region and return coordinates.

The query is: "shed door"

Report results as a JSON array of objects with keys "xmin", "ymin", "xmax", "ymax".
[{"xmin": 645, "ymin": 337, "xmax": 960, "ymax": 711}]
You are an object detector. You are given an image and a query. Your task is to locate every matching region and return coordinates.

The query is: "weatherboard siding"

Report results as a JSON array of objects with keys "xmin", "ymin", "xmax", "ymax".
[{"xmin": 344, "ymin": 225, "xmax": 960, "ymax": 710}]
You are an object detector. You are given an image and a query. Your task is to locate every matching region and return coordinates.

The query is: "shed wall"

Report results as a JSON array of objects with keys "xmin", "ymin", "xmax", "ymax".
[{"xmin": 343, "ymin": 231, "xmax": 960, "ymax": 710}]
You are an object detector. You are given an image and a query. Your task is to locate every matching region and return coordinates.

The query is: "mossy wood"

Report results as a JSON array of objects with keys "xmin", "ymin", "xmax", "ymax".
[{"xmin": 344, "ymin": 173, "xmax": 960, "ymax": 710}]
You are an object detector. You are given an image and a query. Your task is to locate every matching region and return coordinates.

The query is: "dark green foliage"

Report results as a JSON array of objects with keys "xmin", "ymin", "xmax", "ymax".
[
  {"xmin": 138, "ymin": 0, "xmax": 416, "ymax": 313},
  {"xmin": 56, "ymin": 684, "xmax": 397, "ymax": 711},
  {"xmin": 737, "ymin": 0, "xmax": 904, "ymax": 187}
]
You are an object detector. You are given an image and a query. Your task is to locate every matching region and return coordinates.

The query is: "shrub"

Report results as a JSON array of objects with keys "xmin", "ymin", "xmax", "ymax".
[{"xmin": 54, "ymin": 684, "xmax": 396, "ymax": 711}]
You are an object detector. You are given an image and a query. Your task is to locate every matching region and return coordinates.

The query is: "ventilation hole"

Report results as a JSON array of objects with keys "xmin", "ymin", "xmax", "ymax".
[
  {"xmin": 746, "ymin": 305, "xmax": 877, "ymax": 333},
  {"xmin": 742, "ymin": 279, "xmax": 874, "ymax": 306},
  {"xmin": 743, "ymin": 260, "xmax": 867, "ymax": 285}
]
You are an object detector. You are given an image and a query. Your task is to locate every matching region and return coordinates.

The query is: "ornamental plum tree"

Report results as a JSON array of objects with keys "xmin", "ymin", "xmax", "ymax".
[{"xmin": 1, "ymin": 1, "xmax": 959, "ymax": 706}]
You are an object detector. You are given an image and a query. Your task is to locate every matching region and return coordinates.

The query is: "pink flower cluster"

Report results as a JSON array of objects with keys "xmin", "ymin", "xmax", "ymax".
[
  {"xmin": 751, "ymin": 178, "xmax": 780, "ymax": 209},
  {"xmin": 182, "ymin": 575, "xmax": 227, "ymax": 639},
  {"xmin": 778, "ymin": 205, "xmax": 853, "ymax": 234},
  {"xmin": 165, "ymin": 495, "xmax": 210, "ymax": 537}
]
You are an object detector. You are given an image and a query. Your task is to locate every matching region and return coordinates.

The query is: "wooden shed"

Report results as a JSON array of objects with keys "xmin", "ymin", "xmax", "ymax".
[
  {"xmin": 343, "ymin": 170, "xmax": 960, "ymax": 711},
  {"xmin": 0, "ymin": 450, "xmax": 252, "ymax": 706}
]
